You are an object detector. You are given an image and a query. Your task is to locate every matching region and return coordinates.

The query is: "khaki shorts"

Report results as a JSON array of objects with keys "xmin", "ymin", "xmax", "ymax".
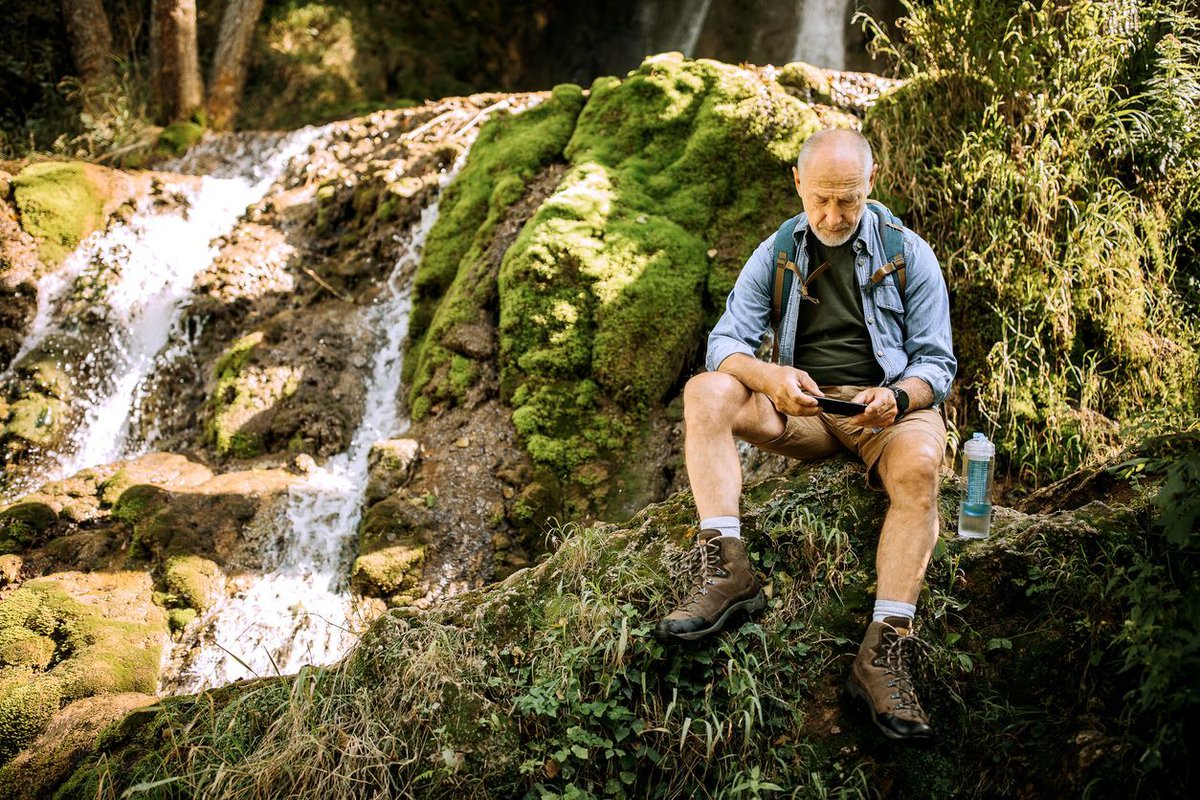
[{"xmin": 750, "ymin": 385, "xmax": 947, "ymax": 488}]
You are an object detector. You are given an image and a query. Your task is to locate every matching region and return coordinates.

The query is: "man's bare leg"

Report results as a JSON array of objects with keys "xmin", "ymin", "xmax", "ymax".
[
  {"xmin": 873, "ymin": 432, "xmax": 945, "ymax": 604},
  {"xmin": 682, "ymin": 371, "xmax": 839, "ymax": 520}
]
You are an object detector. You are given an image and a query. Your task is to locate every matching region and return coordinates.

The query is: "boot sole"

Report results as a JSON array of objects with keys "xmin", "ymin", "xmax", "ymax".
[
  {"xmin": 656, "ymin": 590, "xmax": 767, "ymax": 643},
  {"xmin": 845, "ymin": 675, "xmax": 934, "ymax": 745}
]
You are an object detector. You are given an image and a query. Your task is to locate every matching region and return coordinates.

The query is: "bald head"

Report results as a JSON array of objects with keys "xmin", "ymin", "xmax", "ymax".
[
  {"xmin": 796, "ymin": 129, "xmax": 874, "ymax": 183},
  {"xmin": 792, "ymin": 129, "xmax": 877, "ymax": 247}
]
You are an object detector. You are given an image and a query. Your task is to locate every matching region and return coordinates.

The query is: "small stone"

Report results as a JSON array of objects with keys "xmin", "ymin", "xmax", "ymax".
[
  {"xmin": 0, "ymin": 554, "xmax": 22, "ymax": 585},
  {"xmin": 454, "ymin": 437, "xmax": 469, "ymax": 448},
  {"xmin": 502, "ymin": 486, "xmax": 515, "ymax": 499},
  {"xmin": 707, "ymin": 248, "xmax": 718, "ymax": 258},
  {"xmin": 291, "ymin": 453, "xmax": 317, "ymax": 474}
]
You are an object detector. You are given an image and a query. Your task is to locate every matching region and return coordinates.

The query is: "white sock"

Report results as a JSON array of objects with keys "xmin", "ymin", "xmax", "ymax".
[
  {"xmin": 699, "ymin": 516, "xmax": 740, "ymax": 539},
  {"xmin": 872, "ymin": 599, "xmax": 916, "ymax": 624}
]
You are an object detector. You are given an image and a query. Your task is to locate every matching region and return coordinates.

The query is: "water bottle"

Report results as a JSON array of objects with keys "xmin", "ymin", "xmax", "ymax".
[{"xmin": 958, "ymin": 432, "xmax": 995, "ymax": 538}]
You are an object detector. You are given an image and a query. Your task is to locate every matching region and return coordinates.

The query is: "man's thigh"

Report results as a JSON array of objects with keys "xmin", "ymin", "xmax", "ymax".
[{"xmin": 736, "ymin": 392, "xmax": 843, "ymax": 461}]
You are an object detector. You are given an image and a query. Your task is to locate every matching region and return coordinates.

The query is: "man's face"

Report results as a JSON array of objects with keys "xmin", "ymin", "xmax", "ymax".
[{"xmin": 792, "ymin": 150, "xmax": 876, "ymax": 248}]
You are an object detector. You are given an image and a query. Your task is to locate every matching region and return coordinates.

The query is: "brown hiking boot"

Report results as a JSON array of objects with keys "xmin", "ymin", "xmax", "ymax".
[
  {"xmin": 846, "ymin": 616, "xmax": 934, "ymax": 742},
  {"xmin": 654, "ymin": 530, "xmax": 766, "ymax": 643}
]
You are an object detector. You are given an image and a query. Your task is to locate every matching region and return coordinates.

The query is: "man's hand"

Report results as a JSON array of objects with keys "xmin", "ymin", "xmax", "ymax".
[
  {"xmin": 764, "ymin": 365, "xmax": 825, "ymax": 417},
  {"xmin": 849, "ymin": 386, "xmax": 898, "ymax": 428}
]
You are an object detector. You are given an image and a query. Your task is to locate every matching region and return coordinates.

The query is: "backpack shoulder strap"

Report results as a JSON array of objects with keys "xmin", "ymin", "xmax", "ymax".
[
  {"xmin": 770, "ymin": 215, "xmax": 802, "ymax": 362},
  {"xmin": 867, "ymin": 201, "xmax": 908, "ymax": 298}
]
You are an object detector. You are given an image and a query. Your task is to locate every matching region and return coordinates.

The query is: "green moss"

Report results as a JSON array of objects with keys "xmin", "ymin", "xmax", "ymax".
[
  {"xmin": 350, "ymin": 545, "xmax": 426, "ymax": 597},
  {"xmin": 156, "ymin": 121, "xmax": 204, "ymax": 155},
  {"xmin": 11, "ymin": 162, "xmax": 109, "ymax": 267},
  {"xmin": 0, "ymin": 671, "xmax": 61, "ymax": 763},
  {"xmin": 109, "ymin": 484, "xmax": 169, "ymax": 526},
  {"xmin": 0, "ymin": 578, "xmax": 164, "ymax": 765},
  {"xmin": 163, "ymin": 555, "xmax": 221, "ymax": 612},
  {"xmin": 167, "ymin": 607, "xmax": 197, "ymax": 634},
  {"xmin": 0, "ymin": 503, "xmax": 58, "ymax": 554},
  {"xmin": 205, "ymin": 332, "xmax": 271, "ymax": 459},
  {"xmin": 0, "ymin": 634, "xmax": 55, "ymax": 670},
  {"xmin": 494, "ymin": 56, "xmax": 818, "ymax": 509},
  {"xmin": 2, "ymin": 396, "xmax": 66, "ymax": 449},
  {"xmin": 405, "ymin": 82, "xmax": 586, "ymax": 400}
]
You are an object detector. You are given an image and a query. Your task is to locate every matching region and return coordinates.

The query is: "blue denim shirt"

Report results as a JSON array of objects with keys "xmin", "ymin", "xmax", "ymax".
[{"xmin": 706, "ymin": 211, "xmax": 957, "ymax": 405}]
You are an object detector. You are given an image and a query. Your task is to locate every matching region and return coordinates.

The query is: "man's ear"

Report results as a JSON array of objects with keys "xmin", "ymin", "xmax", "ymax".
[
  {"xmin": 792, "ymin": 165, "xmax": 802, "ymax": 195},
  {"xmin": 867, "ymin": 164, "xmax": 878, "ymax": 194}
]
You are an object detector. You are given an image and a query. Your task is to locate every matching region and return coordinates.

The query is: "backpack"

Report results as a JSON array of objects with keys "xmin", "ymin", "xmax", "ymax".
[{"xmin": 768, "ymin": 200, "xmax": 908, "ymax": 363}]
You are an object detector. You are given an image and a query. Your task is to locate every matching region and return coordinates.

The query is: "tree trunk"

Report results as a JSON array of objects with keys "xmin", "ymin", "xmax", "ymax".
[
  {"xmin": 206, "ymin": 0, "xmax": 266, "ymax": 130},
  {"xmin": 61, "ymin": 0, "xmax": 115, "ymax": 96},
  {"xmin": 150, "ymin": 0, "xmax": 205, "ymax": 123}
]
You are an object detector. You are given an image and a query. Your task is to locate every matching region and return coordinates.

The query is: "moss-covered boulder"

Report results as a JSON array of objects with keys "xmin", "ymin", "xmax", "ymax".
[
  {"xmin": 407, "ymin": 55, "xmax": 827, "ymax": 520},
  {"xmin": 202, "ymin": 308, "xmax": 367, "ymax": 461},
  {"xmin": 351, "ymin": 495, "xmax": 434, "ymax": 599},
  {"xmin": 0, "ymin": 503, "xmax": 58, "ymax": 555},
  {"xmin": 10, "ymin": 162, "xmax": 134, "ymax": 268},
  {"xmin": 364, "ymin": 438, "xmax": 421, "ymax": 505},
  {"xmin": 0, "ymin": 572, "xmax": 166, "ymax": 765}
]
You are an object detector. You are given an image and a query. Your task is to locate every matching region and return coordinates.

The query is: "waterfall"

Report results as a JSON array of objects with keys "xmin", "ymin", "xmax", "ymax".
[
  {"xmin": 644, "ymin": 0, "xmax": 714, "ymax": 57},
  {"xmin": 792, "ymin": 0, "xmax": 850, "ymax": 70},
  {"xmin": 160, "ymin": 152, "xmax": 467, "ymax": 694},
  {"xmin": 1, "ymin": 126, "xmax": 327, "ymax": 501}
]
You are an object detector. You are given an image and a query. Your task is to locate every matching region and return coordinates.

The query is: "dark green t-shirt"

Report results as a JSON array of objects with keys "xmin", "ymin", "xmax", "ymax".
[{"xmin": 792, "ymin": 228, "xmax": 885, "ymax": 386}]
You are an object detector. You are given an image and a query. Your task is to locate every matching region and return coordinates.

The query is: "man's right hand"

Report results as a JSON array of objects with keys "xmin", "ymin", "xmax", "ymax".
[{"xmin": 763, "ymin": 364, "xmax": 824, "ymax": 417}]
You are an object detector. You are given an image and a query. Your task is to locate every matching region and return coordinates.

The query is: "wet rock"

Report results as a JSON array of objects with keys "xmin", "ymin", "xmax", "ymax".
[
  {"xmin": 351, "ymin": 495, "xmax": 434, "ymax": 598},
  {"xmin": 364, "ymin": 439, "xmax": 421, "ymax": 505}
]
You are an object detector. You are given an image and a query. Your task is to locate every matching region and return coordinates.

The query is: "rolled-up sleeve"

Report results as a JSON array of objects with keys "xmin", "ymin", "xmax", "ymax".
[
  {"xmin": 706, "ymin": 235, "xmax": 775, "ymax": 372},
  {"xmin": 899, "ymin": 235, "xmax": 956, "ymax": 404}
]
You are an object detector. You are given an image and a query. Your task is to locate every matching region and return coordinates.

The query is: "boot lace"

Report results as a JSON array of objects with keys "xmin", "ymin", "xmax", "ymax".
[
  {"xmin": 677, "ymin": 536, "xmax": 727, "ymax": 612},
  {"xmin": 875, "ymin": 626, "xmax": 929, "ymax": 713}
]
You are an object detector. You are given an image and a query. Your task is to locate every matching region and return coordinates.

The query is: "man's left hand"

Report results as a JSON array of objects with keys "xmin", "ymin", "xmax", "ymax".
[{"xmin": 848, "ymin": 387, "xmax": 898, "ymax": 428}]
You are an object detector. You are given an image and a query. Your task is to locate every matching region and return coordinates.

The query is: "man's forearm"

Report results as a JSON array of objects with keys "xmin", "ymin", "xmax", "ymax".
[
  {"xmin": 893, "ymin": 377, "xmax": 935, "ymax": 412},
  {"xmin": 716, "ymin": 353, "xmax": 777, "ymax": 395}
]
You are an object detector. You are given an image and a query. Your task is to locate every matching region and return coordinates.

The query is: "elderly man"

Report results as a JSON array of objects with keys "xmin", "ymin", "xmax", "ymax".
[{"xmin": 655, "ymin": 129, "xmax": 956, "ymax": 743}]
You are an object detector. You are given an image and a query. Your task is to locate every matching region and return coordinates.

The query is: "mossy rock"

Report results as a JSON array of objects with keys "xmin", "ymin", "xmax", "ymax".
[
  {"xmin": 108, "ymin": 484, "xmax": 170, "ymax": 526},
  {"xmin": 0, "ymin": 573, "xmax": 165, "ymax": 766},
  {"xmin": 408, "ymin": 56, "xmax": 821, "ymax": 517},
  {"xmin": 156, "ymin": 121, "xmax": 204, "ymax": 156},
  {"xmin": 0, "ymin": 634, "xmax": 55, "ymax": 670},
  {"xmin": 11, "ymin": 162, "xmax": 125, "ymax": 268},
  {"xmin": 0, "ymin": 673, "xmax": 60, "ymax": 764},
  {"xmin": 163, "ymin": 555, "xmax": 222, "ymax": 613},
  {"xmin": 350, "ymin": 544, "xmax": 426, "ymax": 597},
  {"xmin": 776, "ymin": 61, "xmax": 833, "ymax": 104},
  {"xmin": 167, "ymin": 608, "xmax": 197, "ymax": 634},
  {"xmin": 0, "ymin": 503, "xmax": 58, "ymax": 555}
]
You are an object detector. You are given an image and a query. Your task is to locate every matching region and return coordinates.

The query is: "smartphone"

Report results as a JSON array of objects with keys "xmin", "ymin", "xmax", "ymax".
[{"xmin": 812, "ymin": 395, "xmax": 868, "ymax": 416}]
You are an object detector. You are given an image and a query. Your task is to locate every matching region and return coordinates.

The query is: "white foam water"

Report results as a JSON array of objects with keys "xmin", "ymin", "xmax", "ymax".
[{"xmin": 162, "ymin": 154, "xmax": 465, "ymax": 693}]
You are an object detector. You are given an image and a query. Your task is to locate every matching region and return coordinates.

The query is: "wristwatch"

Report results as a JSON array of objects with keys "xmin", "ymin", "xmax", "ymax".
[{"xmin": 888, "ymin": 386, "xmax": 910, "ymax": 417}]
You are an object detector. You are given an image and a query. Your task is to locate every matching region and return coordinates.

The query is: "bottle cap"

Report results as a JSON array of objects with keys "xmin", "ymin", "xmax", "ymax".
[{"xmin": 964, "ymin": 432, "xmax": 995, "ymax": 458}]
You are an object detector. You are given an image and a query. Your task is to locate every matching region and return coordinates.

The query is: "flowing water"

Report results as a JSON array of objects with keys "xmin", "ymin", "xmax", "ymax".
[
  {"xmin": 160, "ymin": 153, "xmax": 467, "ymax": 694},
  {"xmin": 791, "ymin": 0, "xmax": 850, "ymax": 70},
  {"xmin": 1, "ymin": 126, "xmax": 328, "ymax": 501}
]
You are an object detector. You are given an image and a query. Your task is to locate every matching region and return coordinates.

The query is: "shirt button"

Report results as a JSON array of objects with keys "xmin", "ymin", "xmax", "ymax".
[
  {"xmin": 867, "ymin": 318, "xmax": 875, "ymax": 325},
  {"xmin": 876, "ymin": 350, "xmax": 883, "ymax": 357}
]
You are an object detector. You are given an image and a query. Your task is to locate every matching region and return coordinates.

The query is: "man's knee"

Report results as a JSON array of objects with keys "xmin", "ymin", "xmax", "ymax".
[
  {"xmin": 683, "ymin": 372, "xmax": 751, "ymax": 427},
  {"xmin": 878, "ymin": 434, "xmax": 944, "ymax": 508}
]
